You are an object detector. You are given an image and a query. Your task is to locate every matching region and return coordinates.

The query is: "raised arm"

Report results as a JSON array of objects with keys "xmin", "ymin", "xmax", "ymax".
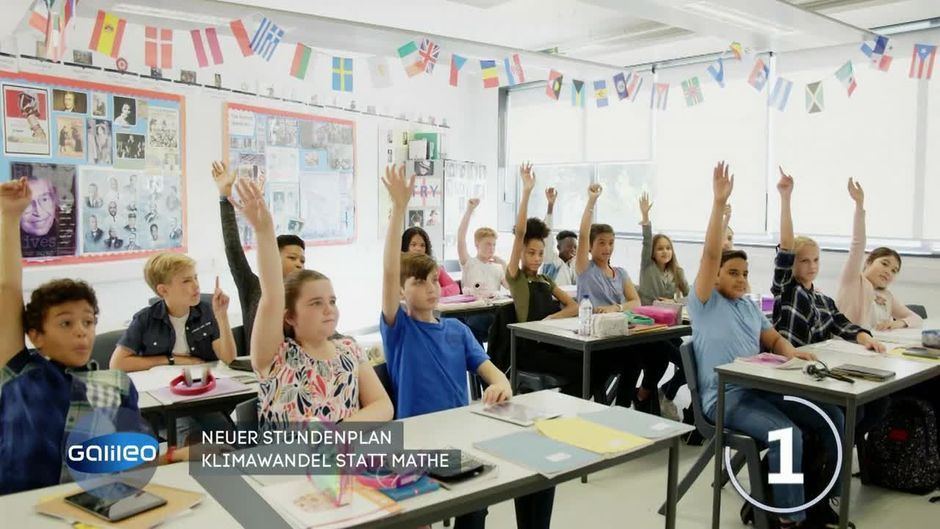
[
  {"xmin": 840, "ymin": 178, "xmax": 867, "ymax": 289},
  {"xmin": 507, "ymin": 162, "xmax": 535, "ymax": 280},
  {"xmin": 232, "ymin": 178, "xmax": 283, "ymax": 374},
  {"xmin": 457, "ymin": 199, "xmax": 478, "ymax": 266},
  {"xmin": 0, "ymin": 178, "xmax": 30, "ymax": 367},
  {"xmin": 210, "ymin": 276, "xmax": 236, "ymax": 365},
  {"xmin": 639, "ymin": 192, "xmax": 653, "ymax": 270},
  {"xmin": 694, "ymin": 162, "xmax": 734, "ymax": 304},
  {"xmin": 543, "ymin": 187, "xmax": 558, "ymax": 264},
  {"xmin": 212, "ymin": 161, "xmax": 258, "ymax": 293},
  {"xmin": 777, "ymin": 167, "xmax": 794, "ymax": 250},
  {"xmin": 575, "ymin": 184, "xmax": 602, "ymax": 275},
  {"xmin": 382, "ymin": 164, "xmax": 414, "ymax": 326}
]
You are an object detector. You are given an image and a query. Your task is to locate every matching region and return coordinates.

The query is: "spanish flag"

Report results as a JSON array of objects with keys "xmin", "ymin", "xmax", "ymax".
[{"xmin": 88, "ymin": 10, "xmax": 126, "ymax": 59}]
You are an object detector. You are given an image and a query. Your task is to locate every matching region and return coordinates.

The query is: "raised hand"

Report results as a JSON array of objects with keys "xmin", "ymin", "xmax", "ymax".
[
  {"xmin": 639, "ymin": 192, "xmax": 653, "ymax": 218},
  {"xmin": 723, "ymin": 204, "xmax": 732, "ymax": 222},
  {"xmin": 467, "ymin": 198, "xmax": 480, "ymax": 210},
  {"xmin": 212, "ymin": 276, "xmax": 230, "ymax": 316},
  {"xmin": 712, "ymin": 161, "xmax": 734, "ymax": 203},
  {"xmin": 211, "ymin": 161, "xmax": 236, "ymax": 197},
  {"xmin": 777, "ymin": 166, "xmax": 794, "ymax": 198},
  {"xmin": 382, "ymin": 164, "xmax": 414, "ymax": 209},
  {"xmin": 232, "ymin": 178, "xmax": 273, "ymax": 230},
  {"xmin": 0, "ymin": 177, "xmax": 31, "ymax": 218},
  {"xmin": 520, "ymin": 162, "xmax": 535, "ymax": 192},
  {"xmin": 847, "ymin": 178, "xmax": 864, "ymax": 206},
  {"xmin": 588, "ymin": 183, "xmax": 603, "ymax": 201},
  {"xmin": 545, "ymin": 187, "xmax": 557, "ymax": 205}
]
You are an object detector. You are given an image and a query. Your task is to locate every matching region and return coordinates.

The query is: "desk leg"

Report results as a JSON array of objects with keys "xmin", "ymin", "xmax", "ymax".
[
  {"xmin": 838, "ymin": 401, "xmax": 857, "ymax": 529},
  {"xmin": 666, "ymin": 437, "xmax": 679, "ymax": 529},
  {"xmin": 165, "ymin": 410, "xmax": 178, "ymax": 447},
  {"xmin": 582, "ymin": 344, "xmax": 592, "ymax": 401},
  {"xmin": 712, "ymin": 375, "xmax": 725, "ymax": 529},
  {"xmin": 510, "ymin": 328, "xmax": 518, "ymax": 393}
]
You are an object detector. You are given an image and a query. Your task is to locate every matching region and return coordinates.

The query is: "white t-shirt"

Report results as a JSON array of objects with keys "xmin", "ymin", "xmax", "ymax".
[
  {"xmin": 170, "ymin": 314, "xmax": 191, "ymax": 356},
  {"xmin": 462, "ymin": 256, "xmax": 504, "ymax": 297}
]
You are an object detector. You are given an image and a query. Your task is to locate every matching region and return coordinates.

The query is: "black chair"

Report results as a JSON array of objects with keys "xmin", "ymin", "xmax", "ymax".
[
  {"xmin": 231, "ymin": 325, "xmax": 247, "ymax": 358},
  {"xmin": 657, "ymin": 342, "xmax": 771, "ymax": 529},
  {"xmin": 234, "ymin": 397, "xmax": 259, "ymax": 434},
  {"xmin": 90, "ymin": 329, "xmax": 125, "ymax": 370},
  {"xmin": 486, "ymin": 303, "xmax": 568, "ymax": 394},
  {"xmin": 906, "ymin": 304, "xmax": 928, "ymax": 319},
  {"xmin": 372, "ymin": 362, "xmax": 397, "ymax": 410}
]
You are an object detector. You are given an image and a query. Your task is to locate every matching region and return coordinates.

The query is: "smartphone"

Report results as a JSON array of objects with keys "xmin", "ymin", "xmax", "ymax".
[{"xmin": 65, "ymin": 482, "xmax": 167, "ymax": 522}]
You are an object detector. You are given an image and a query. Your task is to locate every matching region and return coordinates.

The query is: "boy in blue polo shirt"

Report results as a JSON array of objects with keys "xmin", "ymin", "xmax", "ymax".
[
  {"xmin": 110, "ymin": 252, "xmax": 236, "ymax": 372},
  {"xmin": 690, "ymin": 162, "xmax": 845, "ymax": 529},
  {"xmin": 380, "ymin": 164, "xmax": 553, "ymax": 529}
]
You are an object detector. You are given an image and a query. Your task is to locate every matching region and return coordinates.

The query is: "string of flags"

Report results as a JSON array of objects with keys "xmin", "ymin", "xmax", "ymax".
[{"xmin": 19, "ymin": 1, "xmax": 940, "ymax": 114}]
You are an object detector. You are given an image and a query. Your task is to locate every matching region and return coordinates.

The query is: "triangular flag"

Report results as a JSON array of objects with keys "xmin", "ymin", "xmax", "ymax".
[
  {"xmin": 613, "ymin": 72, "xmax": 628, "ymax": 100},
  {"xmin": 910, "ymin": 44, "xmax": 937, "ymax": 80},
  {"xmin": 229, "ymin": 19, "xmax": 253, "ymax": 57},
  {"xmin": 546, "ymin": 70, "xmax": 563, "ymax": 100},
  {"xmin": 504, "ymin": 54, "xmax": 525, "ymax": 86},
  {"xmin": 449, "ymin": 54, "xmax": 467, "ymax": 87},
  {"xmin": 368, "ymin": 56, "xmax": 392, "ymax": 88},
  {"xmin": 748, "ymin": 59, "xmax": 769, "ymax": 91},
  {"xmin": 88, "ymin": 10, "xmax": 127, "ymax": 59},
  {"xmin": 651, "ymin": 82, "xmax": 669, "ymax": 110},
  {"xmin": 707, "ymin": 58, "xmax": 725, "ymax": 87},
  {"xmin": 191, "ymin": 28, "xmax": 223, "ymax": 68},
  {"xmin": 835, "ymin": 61, "xmax": 857, "ymax": 96},
  {"xmin": 805, "ymin": 81, "xmax": 824, "ymax": 114},
  {"xmin": 594, "ymin": 79, "xmax": 609, "ymax": 107},
  {"xmin": 290, "ymin": 43, "xmax": 313, "ymax": 80},
  {"xmin": 481, "ymin": 60, "xmax": 499, "ymax": 88},
  {"xmin": 249, "ymin": 16, "xmax": 284, "ymax": 61},
  {"xmin": 418, "ymin": 38, "xmax": 440, "ymax": 74},
  {"xmin": 145, "ymin": 27, "xmax": 173, "ymax": 69},
  {"xmin": 768, "ymin": 77, "xmax": 793, "ymax": 111},
  {"xmin": 398, "ymin": 41, "xmax": 424, "ymax": 77},
  {"xmin": 571, "ymin": 79, "xmax": 585, "ymax": 107},
  {"xmin": 681, "ymin": 77, "xmax": 703, "ymax": 106},
  {"xmin": 331, "ymin": 56, "xmax": 353, "ymax": 92}
]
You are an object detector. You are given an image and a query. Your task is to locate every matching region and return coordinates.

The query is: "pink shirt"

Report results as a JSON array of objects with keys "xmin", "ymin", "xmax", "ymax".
[
  {"xmin": 836, "ymin": 207, "xmax": 922, "ymax": 329},
  {"xmin": 439, "ymin": 267, "xmax": 460, "ymax": 297}
]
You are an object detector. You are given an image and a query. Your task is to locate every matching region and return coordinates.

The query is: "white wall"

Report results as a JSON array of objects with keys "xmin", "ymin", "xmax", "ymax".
[{"xmin": 11, "ymin": 19, "xmax": 501, "ymax": 335}]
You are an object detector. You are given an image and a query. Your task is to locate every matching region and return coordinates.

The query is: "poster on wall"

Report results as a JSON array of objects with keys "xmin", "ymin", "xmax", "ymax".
[
  {"xmin": 3, "ymin": 84, "xmax": 50, "ymax": 156},
  {"xmin": 224, "ymin": 102, "xmax": 356, "ymax": 246},
  {"xmin": 376, "ymin": 126, "xmax": 410, "ymax": 240},
  {"xmin": 0, "ymin": 70, "xmax": 186, "ymax": 265}
]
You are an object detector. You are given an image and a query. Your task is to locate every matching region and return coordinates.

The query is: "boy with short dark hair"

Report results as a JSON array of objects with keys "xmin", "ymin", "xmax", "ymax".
[{"xmin": 541, "ymin": 187, "xmax": 578, "ymax": 286}]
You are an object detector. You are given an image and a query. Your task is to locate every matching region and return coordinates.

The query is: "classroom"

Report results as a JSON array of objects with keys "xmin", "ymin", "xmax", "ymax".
[{"xmin": 1, "ymin": 1, "xmax": 938, "ymax": 528}]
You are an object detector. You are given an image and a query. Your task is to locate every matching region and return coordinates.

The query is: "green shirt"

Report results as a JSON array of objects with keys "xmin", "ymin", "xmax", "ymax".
[{"xmin": 505, "ymin": 269, "xmax": 557, "ymax": 323}]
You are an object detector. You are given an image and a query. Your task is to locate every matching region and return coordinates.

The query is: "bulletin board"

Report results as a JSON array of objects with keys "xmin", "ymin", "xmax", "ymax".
[
  {"xmin": 0, "ymin": 70, "xmax": 186, "ymax": 265},
  {"xmin": 223, "ymin": 102, "xmax": 356, "ymax": 246}
]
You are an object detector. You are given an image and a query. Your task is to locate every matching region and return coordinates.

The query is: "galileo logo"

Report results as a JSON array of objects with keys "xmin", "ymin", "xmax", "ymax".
[{"xmin": 66, "ymin": 432, "xmax": 158, "ymax": 473}]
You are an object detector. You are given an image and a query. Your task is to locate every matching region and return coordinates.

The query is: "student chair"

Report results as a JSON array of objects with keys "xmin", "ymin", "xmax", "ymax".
[
  {"xmin": 90, "ymin": 329, "xmax": 126, "ymax": 370},
  {"xmin": 906, "ymin": 304, "xmax": 928, "ymax": 319},
  {"xmin": 657, "ymin": 342, "xmax": 772, "ymax": 529},
  {"xmin": 234, "ymin": 397, "xmax": 259, "ymax": 434},
  {"xmin": 372, "ymin": 362, "xmax": 397, "ymax": 411},
  {"xmin": 231, "ymin": 325, "xmax": 247, "ymax": 358},
  {"xmin": 486, "ymin": 303, "xmax": 569, "ymax": 394}
]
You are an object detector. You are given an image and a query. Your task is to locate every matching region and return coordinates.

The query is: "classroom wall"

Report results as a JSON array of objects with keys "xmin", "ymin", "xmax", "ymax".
[{"xmin": 12, "ymin": 21, "xmax": 501, "ymax": 335}]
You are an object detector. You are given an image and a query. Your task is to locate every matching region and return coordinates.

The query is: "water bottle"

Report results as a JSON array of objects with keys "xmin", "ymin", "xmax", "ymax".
[{"xmin": 578, "ymin": 296, "xmax": 593, "ymax": 337}]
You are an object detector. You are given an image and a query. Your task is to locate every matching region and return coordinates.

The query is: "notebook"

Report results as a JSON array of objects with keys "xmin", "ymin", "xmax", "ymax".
[
  {"xmin": 579, "ymin": 407, "xmax": 690, "ymax": 439},
  {"xmin": 830, "ymin": 364, "xmax": 896, "ymax": 382},
  {"xmin": 535, "ymin": 417, "xmax": 652, "ymax": 454},
  {"xmin": 474, "ymin": 431, "xmax": 602, "ymax": 477},
  {"xmin": 471, "ymin": 401, "xmax": 560, "ymax": 427}
]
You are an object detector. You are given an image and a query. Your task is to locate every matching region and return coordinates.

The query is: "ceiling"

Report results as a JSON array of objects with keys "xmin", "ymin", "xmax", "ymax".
[{"xmin": 11, "ymin": 0, "xmax": 940, "ymax": 75}]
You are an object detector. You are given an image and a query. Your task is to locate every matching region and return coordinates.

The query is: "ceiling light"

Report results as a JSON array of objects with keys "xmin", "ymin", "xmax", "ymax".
[
  {"xmin": 680, "ymin": 1, "xmax": 797, "ymax": 37},
  {"xmin": 111, "ymin": 4, "xmax": 232, "ymax": 26}
]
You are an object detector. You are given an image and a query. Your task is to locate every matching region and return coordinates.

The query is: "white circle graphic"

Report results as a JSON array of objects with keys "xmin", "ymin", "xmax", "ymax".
[{"xmin": 723, "ymin": 395, "xmax": 843, "ymax": 514}]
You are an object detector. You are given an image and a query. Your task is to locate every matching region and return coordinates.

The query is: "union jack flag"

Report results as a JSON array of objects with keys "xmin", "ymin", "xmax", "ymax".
[{"xmin": 419, "ymin": 38, "xmax": 440, "ymax": 74}]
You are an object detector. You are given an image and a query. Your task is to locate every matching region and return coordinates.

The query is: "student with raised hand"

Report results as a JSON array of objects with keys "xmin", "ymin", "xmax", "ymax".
[
  {"xmin": 381, "ymin": 164, "xmax": 552, "ymax": 529},
  {"xmin": 232, "ymin": 178, "xmax": 391, "ymax": 427},
  {"xmin": 400, "ymin": 226, "xmax": 460, "ymax": 297},
  {"xmin": 722, "ymin": 204, "xmax": 734, "ymax": 251},
  {"xmin": 773, "ymin": 168, "xmax": 884, "ymax": 352},
  {"xmin": 211, "ymin": 161, "xmax": 307, "ymax": 351},
  {"xmin": 541, "ymin": 187, "xmax": 578, "ymax": 286},
  {"xmin": 637, "ymin": 192, "xmax": 689, "ymax": 305},
  {"xmin": 836, "ymin": 178, "xmax": 922, "ymax": 331},
  {"xmin": 110, "ymin": 254, "xmax": 237, "ymax": 372},
  {"xmin": 457, "ymin": 197, "xmax": 506, "ymax": 297},
  {"xmin": 574, "ymin": 184, "xmax": 665, "ymax": 413},
  {"xmin": 690, "ymin": 162, "xmax": 844, "ymax": 529}
]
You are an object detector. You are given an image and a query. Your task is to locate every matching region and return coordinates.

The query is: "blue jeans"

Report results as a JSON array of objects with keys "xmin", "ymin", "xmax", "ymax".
[{"xmin": 708, "ymin": 389, "xmax": 844, "ymax": 523}]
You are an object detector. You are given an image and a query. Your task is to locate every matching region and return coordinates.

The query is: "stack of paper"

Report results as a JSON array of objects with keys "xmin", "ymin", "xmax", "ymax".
[{"xmin": 535, "ymin": 417, "xmax": 652, "ymax": 454}]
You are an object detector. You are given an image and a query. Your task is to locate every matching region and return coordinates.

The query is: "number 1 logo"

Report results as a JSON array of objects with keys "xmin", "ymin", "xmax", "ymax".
[{"xmin": 767, "ymin": 427, "xmax": 804, "ymax": 484}]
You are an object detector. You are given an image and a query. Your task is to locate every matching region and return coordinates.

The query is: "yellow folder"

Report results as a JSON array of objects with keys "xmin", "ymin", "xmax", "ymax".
[{"xmin": 536, "ymin": 417, "xmax": 653, "ymax": 454}]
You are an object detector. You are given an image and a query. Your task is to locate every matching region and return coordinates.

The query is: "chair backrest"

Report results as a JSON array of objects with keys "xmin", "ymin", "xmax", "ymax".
[
  {"xmin": 678, "ymin": 341, "xmax": 716, "ymax": 438},
  {"xmin": 372, "ymin": 362, "xmax": 397, "ymax": 410},
  {"xmin": 234, "ymin": 397, "xmax": 259, "ymax": 433},
  {"xmin": 231, "ymin": 325, "xmax": 246, "ymax": 357},
  {"xmin": 486, "ymin": 302, "xmax": 518, "ymax": 372},
  {"xmin": 907, "ymin": 304, "xmax": 928, "ymax": 319},
  {"xmin": 90, "ymin": 329, "xmax": 125, "ymax": 370}
]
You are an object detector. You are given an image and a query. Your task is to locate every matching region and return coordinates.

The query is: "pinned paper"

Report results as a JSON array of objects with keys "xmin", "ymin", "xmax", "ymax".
[
  {"xmin": 768, "ymin": 77, "xmax": 793, "ymax": 111},
  {"xmin": 748, "ymin": 59, "xmax": 769, "ymax": 91},
  {"xmin": 910, "ymin": 44, "xmax": 937, "ymax": 80},
  {"xmin": 835, "ymin": 61, "xmax": 857, "ymax": 96},
  {"xmin": 805, "ymin": 81, "xmax": 824, "ymax": 113},
  {"xmin": 681, "ymin": 77, "xmax": 703, "ymax": 106},
  {"xmin": 651, "ymin": 82, "xmax": 669, "ymax": 110}
]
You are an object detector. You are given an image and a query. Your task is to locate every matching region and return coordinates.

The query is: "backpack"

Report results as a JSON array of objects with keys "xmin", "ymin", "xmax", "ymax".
[{"xmin": 859, "ymin": 397, "xmax": 940, "ymax": 494}]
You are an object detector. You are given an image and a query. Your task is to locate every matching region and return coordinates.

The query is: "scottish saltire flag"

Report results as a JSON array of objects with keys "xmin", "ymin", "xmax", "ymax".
[
  {"xmin": 748, "ymin": 59, "xmax": 769, "ymax": 91},
  {"xmin": 707, "ymin": 58, "xmax": 725, "ymax": 87},
  {"xmin": 613, "ymin": 72, "xmax": 628, "ymax": 100},
  {"xmin": 571, "ymin": 79, "xmax": 585, "ymax": 107},
  {"xmin": 546, "ymin": 70, "xmax": 563, "ymax": 100},
  {"xmin": 651, "ymin": 83, "xmax": 669, "ymax": 110},
  {"xmin": 418, "ymin": 38, "xmax": 440, "ymax": 74},
  {"xmin": 368, "ymin": 56, "xmax": 392, "ymax": 88},
  {"xmin": 835, "ymin": 61, "xmax": 857, "ymax": 96},
  {"xmin": 481, "ymin": 60, "xmax": 499, "ymax": 88},
  {"xmin": 805, "ymin": 81, "xmax": 824, "ymax": 114},
  {"xmin": 594, "ymin": 80, "xmax": 608, "ymax": 107},
  {"xmin": 504, "ymin": 54, "xmax": 525, "ymax": 86},
  {"xmin": 332, "ymin": 57, "xmax": 353, "ymax": 92},
  {"xmin": 681, "ymin": 77, "xmax": 703, "ymax": 106},
  {"xmin": 625, "ymin": 71, "xmax": 643, "ymax": 102},
  {"xmin": 768, "ymin": 77, "xmax": 793, "ymax": 111},
  {"xmin": 449, "ymin": 54, "xmax": 467, "ymax": 86},
  {"xmin": 398, "ymin": 41, "xmax": 424, "ymax": 77},
  {"xmin": 910, "ymin": 44, "xmax": 937, "ymax": 80},
  {"xmin": 249, "ymin": 17, "xmax": 284, "ymax": 61}
]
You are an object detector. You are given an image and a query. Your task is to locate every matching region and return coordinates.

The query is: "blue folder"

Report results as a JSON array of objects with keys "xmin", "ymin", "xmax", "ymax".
[{"xmin": 474, "ymin": 430, "xmax": 602, "ymax": 476}]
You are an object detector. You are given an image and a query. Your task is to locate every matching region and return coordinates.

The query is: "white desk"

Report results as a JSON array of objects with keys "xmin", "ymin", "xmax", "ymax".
[
  {"xmin": 436, "ymin": 296, "xmax": 513, "ymax": 318},
  {"xmin": 2, "ymin": 391, "xmax": 692, "ymax": 529},
  {"xmin": 710, "ymin": 332, "xmax": 940, "ymax": 529}
]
